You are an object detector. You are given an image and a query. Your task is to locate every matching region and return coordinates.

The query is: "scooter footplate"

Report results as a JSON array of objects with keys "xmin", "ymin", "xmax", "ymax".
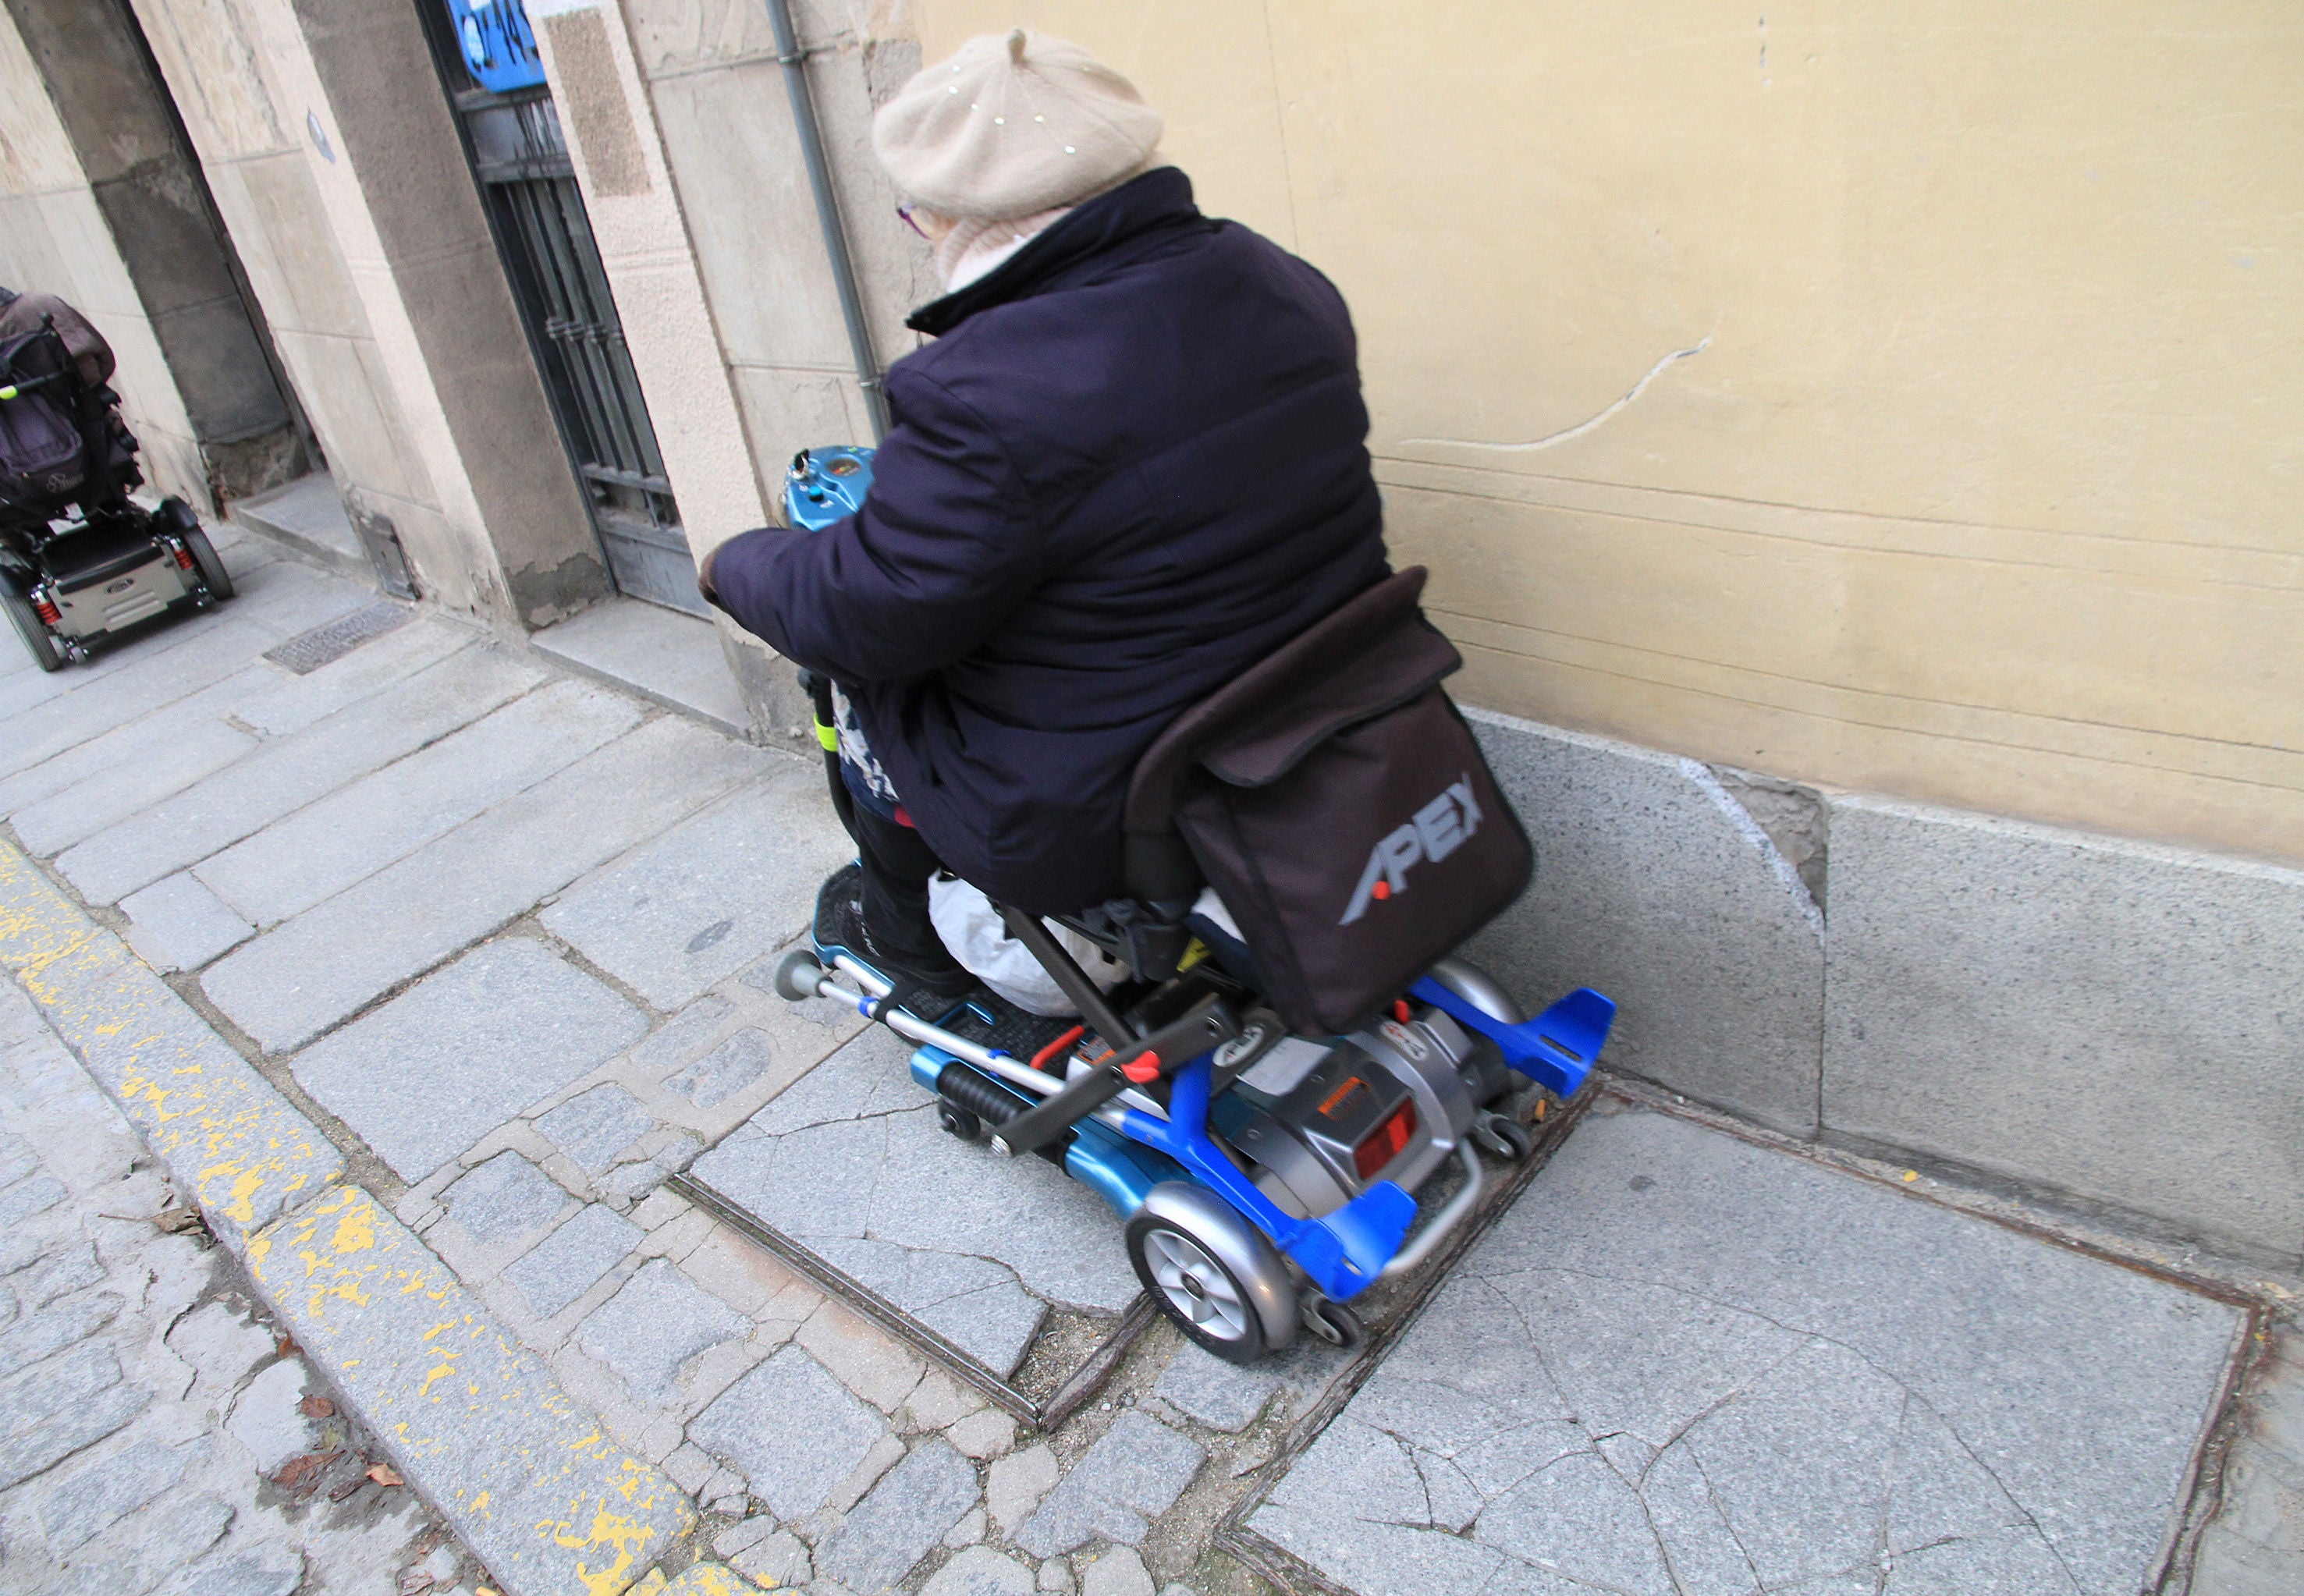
[{"xmin": 939, "ymin": 996, "xmax": 1077, "ymax": 1060}]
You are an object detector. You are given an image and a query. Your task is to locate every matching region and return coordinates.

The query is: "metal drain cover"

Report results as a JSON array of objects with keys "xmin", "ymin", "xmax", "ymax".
[{"xmin": 262, "ymin": 600, "xmax": 416, "ymax": 676}]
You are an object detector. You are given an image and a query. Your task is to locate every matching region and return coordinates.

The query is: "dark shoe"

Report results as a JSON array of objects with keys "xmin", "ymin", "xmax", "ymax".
[{"xmin": 815, "ymin": 871, "xmax": 978, "ymax": 1017}]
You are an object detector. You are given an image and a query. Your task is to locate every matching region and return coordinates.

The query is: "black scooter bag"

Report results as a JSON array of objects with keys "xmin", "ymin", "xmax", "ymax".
[{"xmin": 1125, "ymin": 568, "xmax": 1532, "ymax": 1035}]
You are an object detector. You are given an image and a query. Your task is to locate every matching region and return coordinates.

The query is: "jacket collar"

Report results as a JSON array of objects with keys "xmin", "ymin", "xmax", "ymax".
[{"xmin": 905, "ymin": 168, "xmax": 1205, "ymax": 338}]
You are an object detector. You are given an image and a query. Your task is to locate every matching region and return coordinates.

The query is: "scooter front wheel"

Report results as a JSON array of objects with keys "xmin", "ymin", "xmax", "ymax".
[
  {"xmin": 772, "ymin": 945, "xmax": 827, "ymax": 1002},
  {"xmin": 1468, "ymin": 1111, "xmax": 1535, "ymax": 1162}
]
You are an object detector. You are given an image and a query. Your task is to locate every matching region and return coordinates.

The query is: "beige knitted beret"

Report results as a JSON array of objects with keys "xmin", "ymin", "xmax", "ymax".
[{"xmin": 873, "ymin": 29, "xmax": 1163, "ymax": 220}]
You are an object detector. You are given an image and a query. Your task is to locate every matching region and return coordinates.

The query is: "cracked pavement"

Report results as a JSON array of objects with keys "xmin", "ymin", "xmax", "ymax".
[
  {"xmin": 1250, "ymin": 1103, "xmax": 2247, "ymax": 1596},
  {"xmin": 690, "ymin": 1023, "xmax": 1144, "ymax": 1380}
]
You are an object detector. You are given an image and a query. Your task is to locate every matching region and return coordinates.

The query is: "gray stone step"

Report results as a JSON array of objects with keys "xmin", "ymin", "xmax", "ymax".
[
  {"xmin": 228, "ymin": 474, "xmax": 371, "ymax": 582},
  {"xmin": 531, "ymin": 595, "xmax": 751, "ymax": 740}
]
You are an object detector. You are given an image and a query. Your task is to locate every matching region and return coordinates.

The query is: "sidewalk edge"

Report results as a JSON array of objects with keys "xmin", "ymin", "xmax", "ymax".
[{"xmin": 0, "ymin": 839, "xmax": 698, "ymax": 1595}]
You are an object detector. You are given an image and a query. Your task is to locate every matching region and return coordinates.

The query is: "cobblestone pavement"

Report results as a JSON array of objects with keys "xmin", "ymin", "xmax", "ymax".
[
  {"xmin": 0, "ymin": 973, "xmax": 482, "ymax": 1594},
  {"xmin": 0, "ymin": 522, "xmax": 2295, "ymax": 1596}
]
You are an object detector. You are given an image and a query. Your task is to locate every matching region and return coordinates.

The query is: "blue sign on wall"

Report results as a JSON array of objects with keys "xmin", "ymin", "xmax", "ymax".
[{"xmin": 446, "ymin": 0, "xmax": 546, "ymax": 94}]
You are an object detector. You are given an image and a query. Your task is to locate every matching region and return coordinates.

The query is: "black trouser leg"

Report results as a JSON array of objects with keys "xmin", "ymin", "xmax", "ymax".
[
  {"xmin": 851, "ymin": 803, "xmax": 966, "ymax": 981},
  {"xmin": 800, "ymin": 669, "xmax": 857, "ymax": 844}
]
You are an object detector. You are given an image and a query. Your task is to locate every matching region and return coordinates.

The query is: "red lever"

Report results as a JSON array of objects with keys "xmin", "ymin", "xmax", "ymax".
[{"xmin": 1121, "ymin": 1051, "xmax": 1162, "ymax": 1084}]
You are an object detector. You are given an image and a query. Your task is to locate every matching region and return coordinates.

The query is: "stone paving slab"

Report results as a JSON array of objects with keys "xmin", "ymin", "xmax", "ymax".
[
  {"xmin": 0, "ymin": 842, "xmax": 342, "ymax": 1247},
  {"xmin": 1245, "ymin": 1101, "xmax": 2248, "ymax": 1596},
  {"xmin": 55, "ymin": 642, "xmax": 548, "ymax": 905},
  {"xmin": 9, "ymin": 716, "xmax": 258, "ymax": 857},
  {"xmin": 690, "ymin": 1025, "xmax": 1141, "ymax": 1383},
  {"xmin": 119, "ymin": 870, "xmax": 257, "ymax": 974},
  {"xmin": 0, "ymin": 665, "xmax": 268, "ymax": 820},
  {"xmin": 201, "ymin": 715, "xmax": 775, "ymax": 1052},
  {"xmin": 0, "ymin": 616, "xmax": 473, "ymax": 826},
  {"xmin": 193, "ymin": 675, "xmax": 647, "ymax": 927},
  {"xmin": 0, "ymin": 973, "xmax": 481, "ymax": 1596},
  {"xmin": 687, "ymin": 1342, "xmax": 886, "ymax": 1520},
  {"xmin": 233, "ymin": 473, "xmax": 370, "ymax": 578},
  {"xmin": 229, "ymin": 615, "xmax": 477, "ymax": 739},
  {"xmin": 0, "ymin": 615, "xmax": 293, "ymax": 778},
  {"xmin": 540, "ymin": 767, "xmax": 856, "ymax": 1010},
  {"xmin": 532, "ymin": 596, "xmax": 750, "ymax": 739},
  {"xmin": 248, "ymin": 1179, "xmax": 694, "ymax": 1594},
  {"xmin": 1017, "ymin": 1412, "xmax": 1206, "ymax": 1558},
  {"xmin": 291, "ymin": 936, "xmax": 648, "ymax": 1183}
]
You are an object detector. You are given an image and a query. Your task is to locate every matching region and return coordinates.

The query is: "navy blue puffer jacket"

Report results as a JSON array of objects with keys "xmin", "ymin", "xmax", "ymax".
[{"xmin": 708, "ymin": 168, "xmax": 1389, "ymax": 913}]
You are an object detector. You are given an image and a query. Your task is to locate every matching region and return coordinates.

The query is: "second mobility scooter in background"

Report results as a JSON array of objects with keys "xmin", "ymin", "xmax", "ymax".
[{"xmin": 0, "ymin": 311, "xmax": 233, "ymax": 672}]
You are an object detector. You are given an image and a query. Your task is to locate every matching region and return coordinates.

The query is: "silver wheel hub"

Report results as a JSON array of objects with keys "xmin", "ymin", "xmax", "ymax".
[{"xmin": 1146, "ymin": 1228, "xmax": 1250, "ymax": 1340}]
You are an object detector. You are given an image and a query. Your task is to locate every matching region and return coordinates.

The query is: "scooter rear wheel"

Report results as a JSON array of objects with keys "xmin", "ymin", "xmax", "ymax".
[
  {"xmin": 184, "ymin": 526, "xmax": 233, "ymax": 601},
  {"xmin": 2, "ymin": 584, "xmax": 62, "ymax": 672},
  {"xmin": 1127, "ymin": 1211, "xmax": 1268, "ymax": 1366}
]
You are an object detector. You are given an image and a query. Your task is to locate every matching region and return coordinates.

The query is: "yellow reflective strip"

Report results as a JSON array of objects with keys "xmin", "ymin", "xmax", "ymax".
[
  {"xmin": 815, "ymin": 719, "xmax": 839, "ymax": 752},
  {"xmin": 1177, "ymin": 938, "xmax": 1209, "ymax": 971}
]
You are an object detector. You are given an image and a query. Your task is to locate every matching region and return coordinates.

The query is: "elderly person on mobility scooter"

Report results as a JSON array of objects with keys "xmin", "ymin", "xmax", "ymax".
[
  {"xmin": 706, "ymin": 32, "xmax": 1614, "ymax": 1364},
  {"xmin": 701, "ymin": 28, "xmax": 1388, "ymax": 1011}
]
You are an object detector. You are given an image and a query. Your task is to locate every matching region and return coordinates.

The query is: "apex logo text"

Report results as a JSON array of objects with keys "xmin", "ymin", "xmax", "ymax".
[{"xmin": 1340, "ymin": 775, "xmax": 1484, "ymax": 924}]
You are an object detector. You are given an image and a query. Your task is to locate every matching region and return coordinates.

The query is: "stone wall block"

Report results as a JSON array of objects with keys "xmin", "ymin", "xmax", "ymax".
[
  {"xmin": 1821, "ymin": 794, "xmax": 2304, "ymax": 1264},
  {"xmin": 1462, "ymin": 709, "xmax": 1826, "ymax": 1135}
]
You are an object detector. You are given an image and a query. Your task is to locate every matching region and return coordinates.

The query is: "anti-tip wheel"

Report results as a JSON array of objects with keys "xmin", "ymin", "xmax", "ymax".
[
  {"xmin": 772, "ymin": 945, "xmax": 828, "ymax": 1002},
  {"xmin": 1299, "ymin": 1293, "xmax": 1365, "ymax": 1351},
  {"xmin": 1469, "ymin": 1110, "xmax": 1535, "ymax": 1162}
]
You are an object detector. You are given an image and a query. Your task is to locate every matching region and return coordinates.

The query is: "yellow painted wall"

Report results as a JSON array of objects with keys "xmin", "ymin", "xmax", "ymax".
[{"xmin": 918, "ymin": 2, "xmax": 2304, "ymax": 866}]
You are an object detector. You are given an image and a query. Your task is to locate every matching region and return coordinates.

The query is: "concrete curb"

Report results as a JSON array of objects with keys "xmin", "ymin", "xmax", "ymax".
[
  {"xmin": 0, "ymin": 843, "xmax": 341, "ymax": 1244},
  {"xmin": 0, "ymin": 839, "xmax": 697, "ymax": 1595}
]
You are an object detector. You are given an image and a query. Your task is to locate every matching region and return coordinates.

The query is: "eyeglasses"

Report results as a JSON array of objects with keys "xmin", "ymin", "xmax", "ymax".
[{"xmin": 897, "ymin": 203, "xmax": 929, "ymax": 240}]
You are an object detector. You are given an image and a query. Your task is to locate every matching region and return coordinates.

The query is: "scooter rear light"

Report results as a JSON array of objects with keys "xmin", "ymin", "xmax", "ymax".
[{"xmin": 1354, "ymin": 1099, "xmax": 1418, "ymax": 1180}]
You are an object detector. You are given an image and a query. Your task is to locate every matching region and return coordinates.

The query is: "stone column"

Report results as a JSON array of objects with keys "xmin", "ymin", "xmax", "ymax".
[{"xmin": 525, "ymin": 0, "xmax": 805, "ymax": 743}]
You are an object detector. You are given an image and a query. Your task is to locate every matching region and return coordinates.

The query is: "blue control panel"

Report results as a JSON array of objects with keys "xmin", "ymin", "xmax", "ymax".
[{"xmin": 785, "ymin": 445, "xmax": 877, "ymax": 532}]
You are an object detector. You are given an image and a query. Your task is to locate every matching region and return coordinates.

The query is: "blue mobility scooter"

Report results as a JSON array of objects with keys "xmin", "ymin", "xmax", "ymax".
[
  {"xmin": 0, "ymin": 317, "xmax": 233, "ymax": 670},
  {"xmin": 771, "ymin": 448, "xmax": 1616, "ymax": 1364}
]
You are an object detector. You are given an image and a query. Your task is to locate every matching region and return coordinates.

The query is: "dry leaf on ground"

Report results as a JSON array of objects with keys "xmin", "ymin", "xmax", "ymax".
[{"xmin": 273, "ymin": 1449, "xmax": 341, "ymax": 1491}]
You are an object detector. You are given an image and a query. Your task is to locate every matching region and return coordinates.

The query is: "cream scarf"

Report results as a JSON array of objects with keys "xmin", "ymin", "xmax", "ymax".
[{"xmin": 933, "ymin": 205, "xmax": 1074, "ymax": 291}]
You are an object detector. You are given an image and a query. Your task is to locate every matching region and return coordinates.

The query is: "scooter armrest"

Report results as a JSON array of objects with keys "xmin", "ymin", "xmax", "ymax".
[{"xmin": 991, "ymin": 996, "xmax": 1238, "ymax": 1158}]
